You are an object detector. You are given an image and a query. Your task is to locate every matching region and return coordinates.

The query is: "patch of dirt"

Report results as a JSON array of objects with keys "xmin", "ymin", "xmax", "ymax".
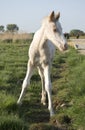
[
  {"xmin": 78, "ymin": 49, "xmax": 85, "ymax": 55},
  {"xmin": 68, "ymin": 39, "xmax": 85, "ymax": 55}
]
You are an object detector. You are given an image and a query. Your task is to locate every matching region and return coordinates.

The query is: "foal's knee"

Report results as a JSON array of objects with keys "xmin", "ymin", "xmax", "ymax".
[
  {"xmin": 45, "ymin": 82, "xmax": 52, "ymax": 93},
  {"xmin": 22, "ymin": 79, "xmax": 30, "ymax": 89}
]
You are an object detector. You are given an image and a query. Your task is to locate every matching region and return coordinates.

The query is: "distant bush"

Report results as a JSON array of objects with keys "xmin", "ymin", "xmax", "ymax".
[
  {"xmin": 0, "ymin": 25, "xmax": 5, "ymax": 33},
  {"xmin": 6, "ymin": 24, "xmax": 19, "ymax": 33},
  {"xmin": 64, "ymin": 33, "xmax": 69, "ymax": 39},
  {"xmin": 2, "ymin": 38, "xmax": 13, "ymax": 43},
  {"xmin": 70, "ymin": 29, "xmax": 84, "ymax": 37}
]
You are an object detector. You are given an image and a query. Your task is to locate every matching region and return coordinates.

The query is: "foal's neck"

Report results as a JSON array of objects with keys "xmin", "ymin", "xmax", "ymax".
[{"xmin": 38, "ymin": 26, "xmax": 47, "ymax": 48}]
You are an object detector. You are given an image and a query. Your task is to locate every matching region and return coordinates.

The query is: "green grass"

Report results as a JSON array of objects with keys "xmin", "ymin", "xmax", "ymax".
[{"xmin": 0, "ymin": 41, "xmax": 85, "ymax": 130}]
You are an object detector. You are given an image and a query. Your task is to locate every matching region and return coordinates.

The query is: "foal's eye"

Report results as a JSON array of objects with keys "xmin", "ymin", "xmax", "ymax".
[{"xmin": 53, "ymin": 28, "xmax": 57, "ymax": 32}]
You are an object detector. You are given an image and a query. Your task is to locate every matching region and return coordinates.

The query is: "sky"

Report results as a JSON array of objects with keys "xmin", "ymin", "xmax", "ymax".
[{"xmin": 0, "ymin": 0, "xmax": 85, "ymax": 33}]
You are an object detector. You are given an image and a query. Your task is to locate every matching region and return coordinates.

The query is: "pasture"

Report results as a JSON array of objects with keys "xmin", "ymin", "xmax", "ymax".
[{"xmin": 0, "ymin": 39, "xmax": 85, "ymax": 130}]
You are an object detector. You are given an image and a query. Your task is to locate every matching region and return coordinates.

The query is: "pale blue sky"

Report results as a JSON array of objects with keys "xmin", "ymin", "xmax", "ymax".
[{"xmin": 0, "ymin": 0, "xmax": 85, "ymax": 33}]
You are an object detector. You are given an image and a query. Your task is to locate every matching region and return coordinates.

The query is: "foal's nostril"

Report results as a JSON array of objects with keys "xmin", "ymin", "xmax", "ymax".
[{"xmin": 64, "ymin": 44, "xmax": 68, "ymax": 50}]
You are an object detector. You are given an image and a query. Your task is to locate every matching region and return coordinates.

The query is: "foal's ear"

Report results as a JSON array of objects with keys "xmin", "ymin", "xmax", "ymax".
[
  {"xmin": 55, "ymin": 12, "xmax": 60, "ymax": 20},
  {"xmin": 49, "ymin": 11, "xmax": 55, "ymax": 21}
]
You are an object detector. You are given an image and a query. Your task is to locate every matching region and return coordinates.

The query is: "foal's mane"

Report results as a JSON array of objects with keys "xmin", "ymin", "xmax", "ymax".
[{"xmin": 41, "ymin": 16, "xmax": 49, "ymax": 25}]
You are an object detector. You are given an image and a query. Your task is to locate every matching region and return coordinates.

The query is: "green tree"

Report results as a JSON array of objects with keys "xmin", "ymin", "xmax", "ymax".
[
  {"xmin": 6, "ymin": 24, "xmax": 19, "ymax": 33},
  {"xmin": 70, "ymin": 29, "xmax": 84, "ymax": 37},
  {"xmin": 0, "ymin": 25, "xmax": 4, "ymax": 32}
]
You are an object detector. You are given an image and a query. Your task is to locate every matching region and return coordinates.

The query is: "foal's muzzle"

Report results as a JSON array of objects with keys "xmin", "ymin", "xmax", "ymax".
[
  {"xmin": 64, "ymin": 43, "xmax": 68, "ymax": 50},
  {"xmin": 60, "ymin": 43, "xmax": 68, "ymax": 51}
]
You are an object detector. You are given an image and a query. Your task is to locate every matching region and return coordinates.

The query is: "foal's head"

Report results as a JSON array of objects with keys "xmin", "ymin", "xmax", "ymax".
[{"xmin": 42, "ymin": 11, "xmax": 67, "ymax": 51}]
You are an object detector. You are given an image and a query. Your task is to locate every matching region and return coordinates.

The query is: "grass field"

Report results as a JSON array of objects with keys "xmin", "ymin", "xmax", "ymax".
[{"xmin": 0, "ymin": 40, "xmax": 85, "ymax": 130}]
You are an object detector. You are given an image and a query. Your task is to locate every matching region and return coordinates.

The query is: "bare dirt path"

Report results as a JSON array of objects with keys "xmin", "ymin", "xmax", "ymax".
[{"xmin": 69, "ymin": 39, "xmax": 85, "ymax": 55}]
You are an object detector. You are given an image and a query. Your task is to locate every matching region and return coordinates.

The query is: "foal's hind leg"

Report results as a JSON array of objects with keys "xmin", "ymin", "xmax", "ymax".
[
  {"xmin": 38, "ymin": 67, "xmax": 46, "ymax": 105},
  {"xmin": 17, "ymin": 60, "xmax": 34, "ymax": 104},
  {"xmin": 43, "ymin": 65, "xmax": 54, "ymax": 116}
]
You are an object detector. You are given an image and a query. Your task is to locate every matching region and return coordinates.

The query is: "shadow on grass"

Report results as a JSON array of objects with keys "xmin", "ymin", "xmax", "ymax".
[{"xmin": 6, "ymin": 100, "xmax": 50, "ymax": 124}]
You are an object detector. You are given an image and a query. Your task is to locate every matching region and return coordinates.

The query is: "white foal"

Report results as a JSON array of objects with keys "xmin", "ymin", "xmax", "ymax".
[{"xmin": 17, "ymin": 11, "xmax": 67, "ymax": 117}]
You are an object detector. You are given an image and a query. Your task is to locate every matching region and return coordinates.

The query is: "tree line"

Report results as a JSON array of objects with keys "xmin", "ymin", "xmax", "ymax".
[
  {"xmin": 64, "ymin": 29, "xmax": 85, "ymax": 39},
  {"xmin": 0, "ymin": 24, "xmax": 19, "ymax": 33},
  {"xmin": 0, "ymin": 24, "xmax": 85, "ymax": 39}
]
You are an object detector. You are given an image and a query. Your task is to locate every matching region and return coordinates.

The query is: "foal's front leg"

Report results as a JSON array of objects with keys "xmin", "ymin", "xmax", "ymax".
[
  {"xmin": 17, "ymin": 60, "xmax": 34, "ymax": 104},
  {"xmin": 43, "ymin": 65, "xmax": 54, "ymax": 116}
]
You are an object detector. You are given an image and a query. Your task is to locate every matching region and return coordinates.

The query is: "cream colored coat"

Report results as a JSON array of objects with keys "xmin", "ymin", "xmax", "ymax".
[{"xmin": 17, "ymin": 11, "xmax": 67, "ymax": 117}]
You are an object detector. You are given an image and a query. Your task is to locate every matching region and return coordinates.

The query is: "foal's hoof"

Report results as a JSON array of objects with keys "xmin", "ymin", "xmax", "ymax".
[
  {"xmin": 50, "ymin": 111, "xmax": 55, "ymax": 117},
  {"xmin": 42, "ymin": 102, "xmax": 46, "ymax": 106},
  {"xmin": 17, "ymin": 100, "xmax": 22, "ymax": 105},
  {"xmin": 49, "ymin": 109, "xmax": 55, "ymax": 117},
  {"xmin": 41, "ymin": 99, "xmax": 46, "ymax": 106}
]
